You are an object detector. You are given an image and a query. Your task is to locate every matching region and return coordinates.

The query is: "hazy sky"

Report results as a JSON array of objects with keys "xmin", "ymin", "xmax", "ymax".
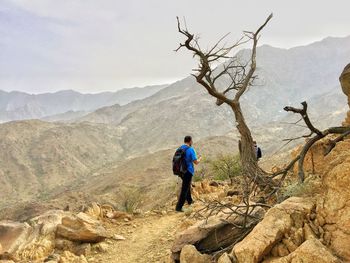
[{"xmin": 1, "ymin": 0, "xmax": 350, "ymax": 93}]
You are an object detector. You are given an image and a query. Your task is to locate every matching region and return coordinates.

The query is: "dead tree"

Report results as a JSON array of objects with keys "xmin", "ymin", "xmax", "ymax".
[
  {"xmin": 272, "ymin": 101, "xmax": 350, "ymax": 183},
  {"xmin": 175, "ymin": 14, "xmax": 273, "ymax": 190}
]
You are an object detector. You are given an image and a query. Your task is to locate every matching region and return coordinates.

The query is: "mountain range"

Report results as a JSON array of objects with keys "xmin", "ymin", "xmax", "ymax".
[
  {"xmin": 0, "ymin": 35, "xmax": 349, "ymax": 217},
  {"xmin": 0, "ymin": 84, "xmax": 167, "ymax": 123}
]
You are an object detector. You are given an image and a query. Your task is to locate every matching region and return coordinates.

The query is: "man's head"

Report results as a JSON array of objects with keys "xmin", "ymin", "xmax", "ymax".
[
  {"xmin": 184, "ymin": 135, "xmax": 193, "ymax": 146},
  {"xmin": 253, "ymin": 141, "xmax": 257, "ymax": 147}
]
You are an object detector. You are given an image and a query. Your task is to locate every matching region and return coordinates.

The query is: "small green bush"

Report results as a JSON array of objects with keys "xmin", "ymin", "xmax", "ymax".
[
  {"xmin": 119, "ymin": 187, "xmax": 142, "ymax": 213},
  {"xmin": 279, "ymin": 175, "xmax": 321, "ymax": 201},
  {"xmin": 209, "ymin": 154, "xmax": 242, "ymax": 184}
]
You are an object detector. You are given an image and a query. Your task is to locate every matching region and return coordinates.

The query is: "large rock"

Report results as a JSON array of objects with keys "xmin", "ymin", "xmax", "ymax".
[
  {"xmin": 319, "ymin": 140, "xmax": 350, "ymax": 260},
  {"xmin": 232, "ymin": 197, "xmax": 315, "ymax": 263},
  {"xmin": 30, "ymin": 210, "xmax": 70, "ymax": 236},
  {"xmin": 56, "ymin": 212, "xmax": 108, "ymax": 242},
  {"xmin": 171, "ymin": 205, "xmax": 265, "ymax": 261},
  {"xmin": 0, "ymin": 210, "xmax": 68, "ymax": 261},
  {"xmin": 218, "ymin": 253, "xmax": 232, "ymax": 263},
  {"xmin": 0, "ymin": 221, "xmax": 33, "ymax": 254},
  {"xmin": 340, "ymin": 63, "xmax": 350, "ymax": 126},
  {"xmin": 180, "ymin": 245, "xmax": 211, "ymax": 263},
  {"xmin": 263, "ymin": 239, "xmax": 340, "ymax": 263}
]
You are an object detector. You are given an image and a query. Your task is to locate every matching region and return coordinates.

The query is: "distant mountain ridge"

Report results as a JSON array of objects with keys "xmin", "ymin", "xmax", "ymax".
[
  {"xmin": 0, "ymin": 35, "xmax": 349, "ymax": 217},
  {"xmin": 0, "ymin": 84, "xmax": 167, "ymax": 123},
  {"xmin": 77, "ymin": 35, "xmax": 350, "ymax": 155}
]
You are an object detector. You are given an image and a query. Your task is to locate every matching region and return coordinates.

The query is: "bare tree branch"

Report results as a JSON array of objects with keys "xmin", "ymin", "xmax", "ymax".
[
  {"xmin": 175, "ymin": 14, "xmax": 275, "ymax": 191},
  {"xmin": 273, "ymin": 101, "xmax": 350, "ymax": 183}
]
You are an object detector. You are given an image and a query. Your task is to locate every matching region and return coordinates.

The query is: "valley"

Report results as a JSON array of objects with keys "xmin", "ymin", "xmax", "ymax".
[{"xmin": 1, "ymin": 36, "xmax": 349, "ymax": 220}]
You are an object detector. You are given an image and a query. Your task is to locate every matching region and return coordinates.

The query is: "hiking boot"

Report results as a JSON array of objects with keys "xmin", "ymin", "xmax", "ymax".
[{"xmin": 175, "ymin": 208, "xmax": 184, "ymax": 213}]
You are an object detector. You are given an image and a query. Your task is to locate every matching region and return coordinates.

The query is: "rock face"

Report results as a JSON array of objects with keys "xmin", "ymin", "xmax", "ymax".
[
  {"xmin": 340, "ymin": 63, "xmax": 350, "ymax": 126},
  {"xmin": 180, "ymin": 245, "xmax": 211, "ymax": 263},
  {"xmin": 232, "ymin": 197, "xmax": 315, "ymax": 263},
  {"xmin": 56, "ymin": 212, "xmax": 108, "ymax": 242},
  {"xmin": 318, "ymin": 139, "xmax": 350, "ymax": 260},
  {"xmin": 263, "ymin": 239, "xmax": 340, "ymax": 263},
  {"xmin": 290, "ymin": 128, "xmax": 350, "ymax": 259}
]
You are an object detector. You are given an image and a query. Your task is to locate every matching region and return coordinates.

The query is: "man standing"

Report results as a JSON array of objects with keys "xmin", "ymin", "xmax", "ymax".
[
  {"xmin": 176, "ymin": 136, "xmax": 201, "ymax": 212},
  {"xmin": 253, "ymin": 141, "xmax": 262, "ymax": 161}
]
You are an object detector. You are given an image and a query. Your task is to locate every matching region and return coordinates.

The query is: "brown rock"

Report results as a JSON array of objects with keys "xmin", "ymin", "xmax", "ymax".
[
  {"xmin": 30, "ymin": 210, "xmax": 69, "ymax": 236},
  {"xmin": 281, "ymin": 238, "xmax": 298, "ymax": 253},
  {"xmin": 218, "ymin": 252, "xmax": 232, "ymax": 263},
  {"xmin": 340, "ymin": 63, "xmax": 350, "ymax": 125},
  {"xmin": 59, "ymin": 251, "xmax": 88, "ymax": 263},
  {"xmin": 106, "ymin": 211, "xmax": 132, "ymax": 220},
  {"xmin": 276, "ymin": 243, "xmax": 289, "ymax": 257},
  {"xmin": 0, "ymin": 221, "xmax": 32, "ymax": 254},
  {"xmin": 303, "ymin": 223, "xmax": 316, "ymax": 240},
  {"xmin": 56, "ymin": 212, "xmax": 108, "ymax": 242},
  {"xmin": 73, "ymin": 243, "xmax": 91, "ymax": 256},
  {"xmin": 180, "ymin": 245, "xmax": 211, "ymax": 263},
  {"xmin": 171, "ymin": 205, "xmax": 265, "ymax": 261},
  {"xmin": 263, "ymin": 239, "xmax": 340, "ymax": 263},
  {"xmin": 321, "ymin": 140, "xmax": 350, "ymax": 260},
  {"xmin": 85, "ymin": 202, "xmax": 103, "ymax": 220},
  {"xmin": 54, "ymin": 238, "xmax": 75, "ymax": 251},
  {"xmin": 232, "ymin": 197, "xmax": 314, "ymax": 263},
  {"xmin": 291, "ymin": 228, "xmax": 304, "ymax": 246}
]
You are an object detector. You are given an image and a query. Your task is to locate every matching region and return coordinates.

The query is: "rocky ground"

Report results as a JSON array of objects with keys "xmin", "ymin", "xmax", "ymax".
[
  {"xmin": 0, "ymin": 181, "xmax": 232, "ymax": 263},
  {"xmin": 0, "ymin": 141, "xmax": 350, "ymax": 263}
]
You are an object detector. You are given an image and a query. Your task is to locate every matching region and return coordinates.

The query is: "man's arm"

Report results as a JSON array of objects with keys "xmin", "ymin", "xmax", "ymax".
[{"xmin": 192, "ymin": 149, "xmax": 201, "ymax": 165}]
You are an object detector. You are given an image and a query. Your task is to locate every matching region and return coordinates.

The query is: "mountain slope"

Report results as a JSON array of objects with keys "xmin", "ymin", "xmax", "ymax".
[
  {"xmin": 0, "ymin": 120, "xmax": 126, "ymax": 207},
  {"xmin": 1, "ymin": 36, "xmax": 349, "ymax": 218},
  {"xmin": 79, "ymin": 36, "xmax": 350, "ymax": 155}
]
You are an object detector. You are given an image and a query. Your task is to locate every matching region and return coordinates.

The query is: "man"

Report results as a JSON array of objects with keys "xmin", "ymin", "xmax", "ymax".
[
  {"xmin": 176, "ymin": 136, "xmax": 201, "ymax": 212},
  {"xmin": 253, "ymin": 141, "xmax": 262, "ymax": 161}
]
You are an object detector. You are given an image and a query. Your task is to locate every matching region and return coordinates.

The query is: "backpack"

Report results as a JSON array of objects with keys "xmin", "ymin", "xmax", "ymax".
[
  {"xmin": 172, "ymin": 146, "xmax": 189, "ymax": 176},
  {"xmin": 257, "ymin": 147, "xmax": 262, "ymax": 159}
]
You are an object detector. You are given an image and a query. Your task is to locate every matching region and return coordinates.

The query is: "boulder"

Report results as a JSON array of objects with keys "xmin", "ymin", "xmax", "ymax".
[
  {"xmin": 340, "ymin": 63, "xmax": 350, "ymax": 126},
  {"xmin": 218, "ymin": 252, "xmax": 232, "ymax": 263},
  {"xmin": 85, "ymin": 202, "xmax": 103, "ymax": 220},
  {"xmin": 180, "ymin": 245, "xmax": 211, "ymax": 263},
  {"xmin": 320, "ymin": 140, "xmax": 350, "ymax": 260},
  {"xmin": 56, "ymin": 212, "xmax": 108, "ymax": 242},
  {"xmin": 0, "ymin": 210, "xmax": 66, "ymax": 261},
  {"xmin": 0, "ymin": 221, "xmax": 33, "ymax": 254},
  {"xmin": 30, "ymin": 210, "xmax": 69, "ymax": 236},
  {"xmin": 171, "ymin": 205, "xmax": 265, "ymax": 261},
  {"xmin": 263, "ymin": 239, "xmax": 340, "ymax": 263},
  {"xmin": 232, "ymin": 197, "xmax": 315, "ymax": 263}
]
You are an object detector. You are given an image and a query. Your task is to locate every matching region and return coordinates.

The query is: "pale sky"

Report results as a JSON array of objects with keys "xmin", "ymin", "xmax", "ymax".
[{"xmin": 1, "ymin": 0, "xmax": 350, "ymax": 93}]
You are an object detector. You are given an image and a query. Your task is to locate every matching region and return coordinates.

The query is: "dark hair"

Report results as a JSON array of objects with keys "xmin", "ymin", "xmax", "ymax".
[{"xmin": 184, "ymin": 136, "xmax": 192, "ymax": 143}]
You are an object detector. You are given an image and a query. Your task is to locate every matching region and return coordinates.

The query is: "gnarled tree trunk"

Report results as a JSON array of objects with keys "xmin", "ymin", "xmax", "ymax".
[{"xmin": 176, "ymin": 14, "xmax": 274, "ymax": 190}]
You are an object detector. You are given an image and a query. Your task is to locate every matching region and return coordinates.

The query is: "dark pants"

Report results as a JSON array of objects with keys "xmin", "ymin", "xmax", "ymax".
[{"xmin": 176, "ymin": 171, "xmax": 193, "ymax": 211}]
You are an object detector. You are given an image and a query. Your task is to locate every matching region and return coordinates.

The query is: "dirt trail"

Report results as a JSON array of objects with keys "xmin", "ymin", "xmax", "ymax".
[{"xmin": 88, "ymin": 212, "xmax": 184, "ymax": 263}]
